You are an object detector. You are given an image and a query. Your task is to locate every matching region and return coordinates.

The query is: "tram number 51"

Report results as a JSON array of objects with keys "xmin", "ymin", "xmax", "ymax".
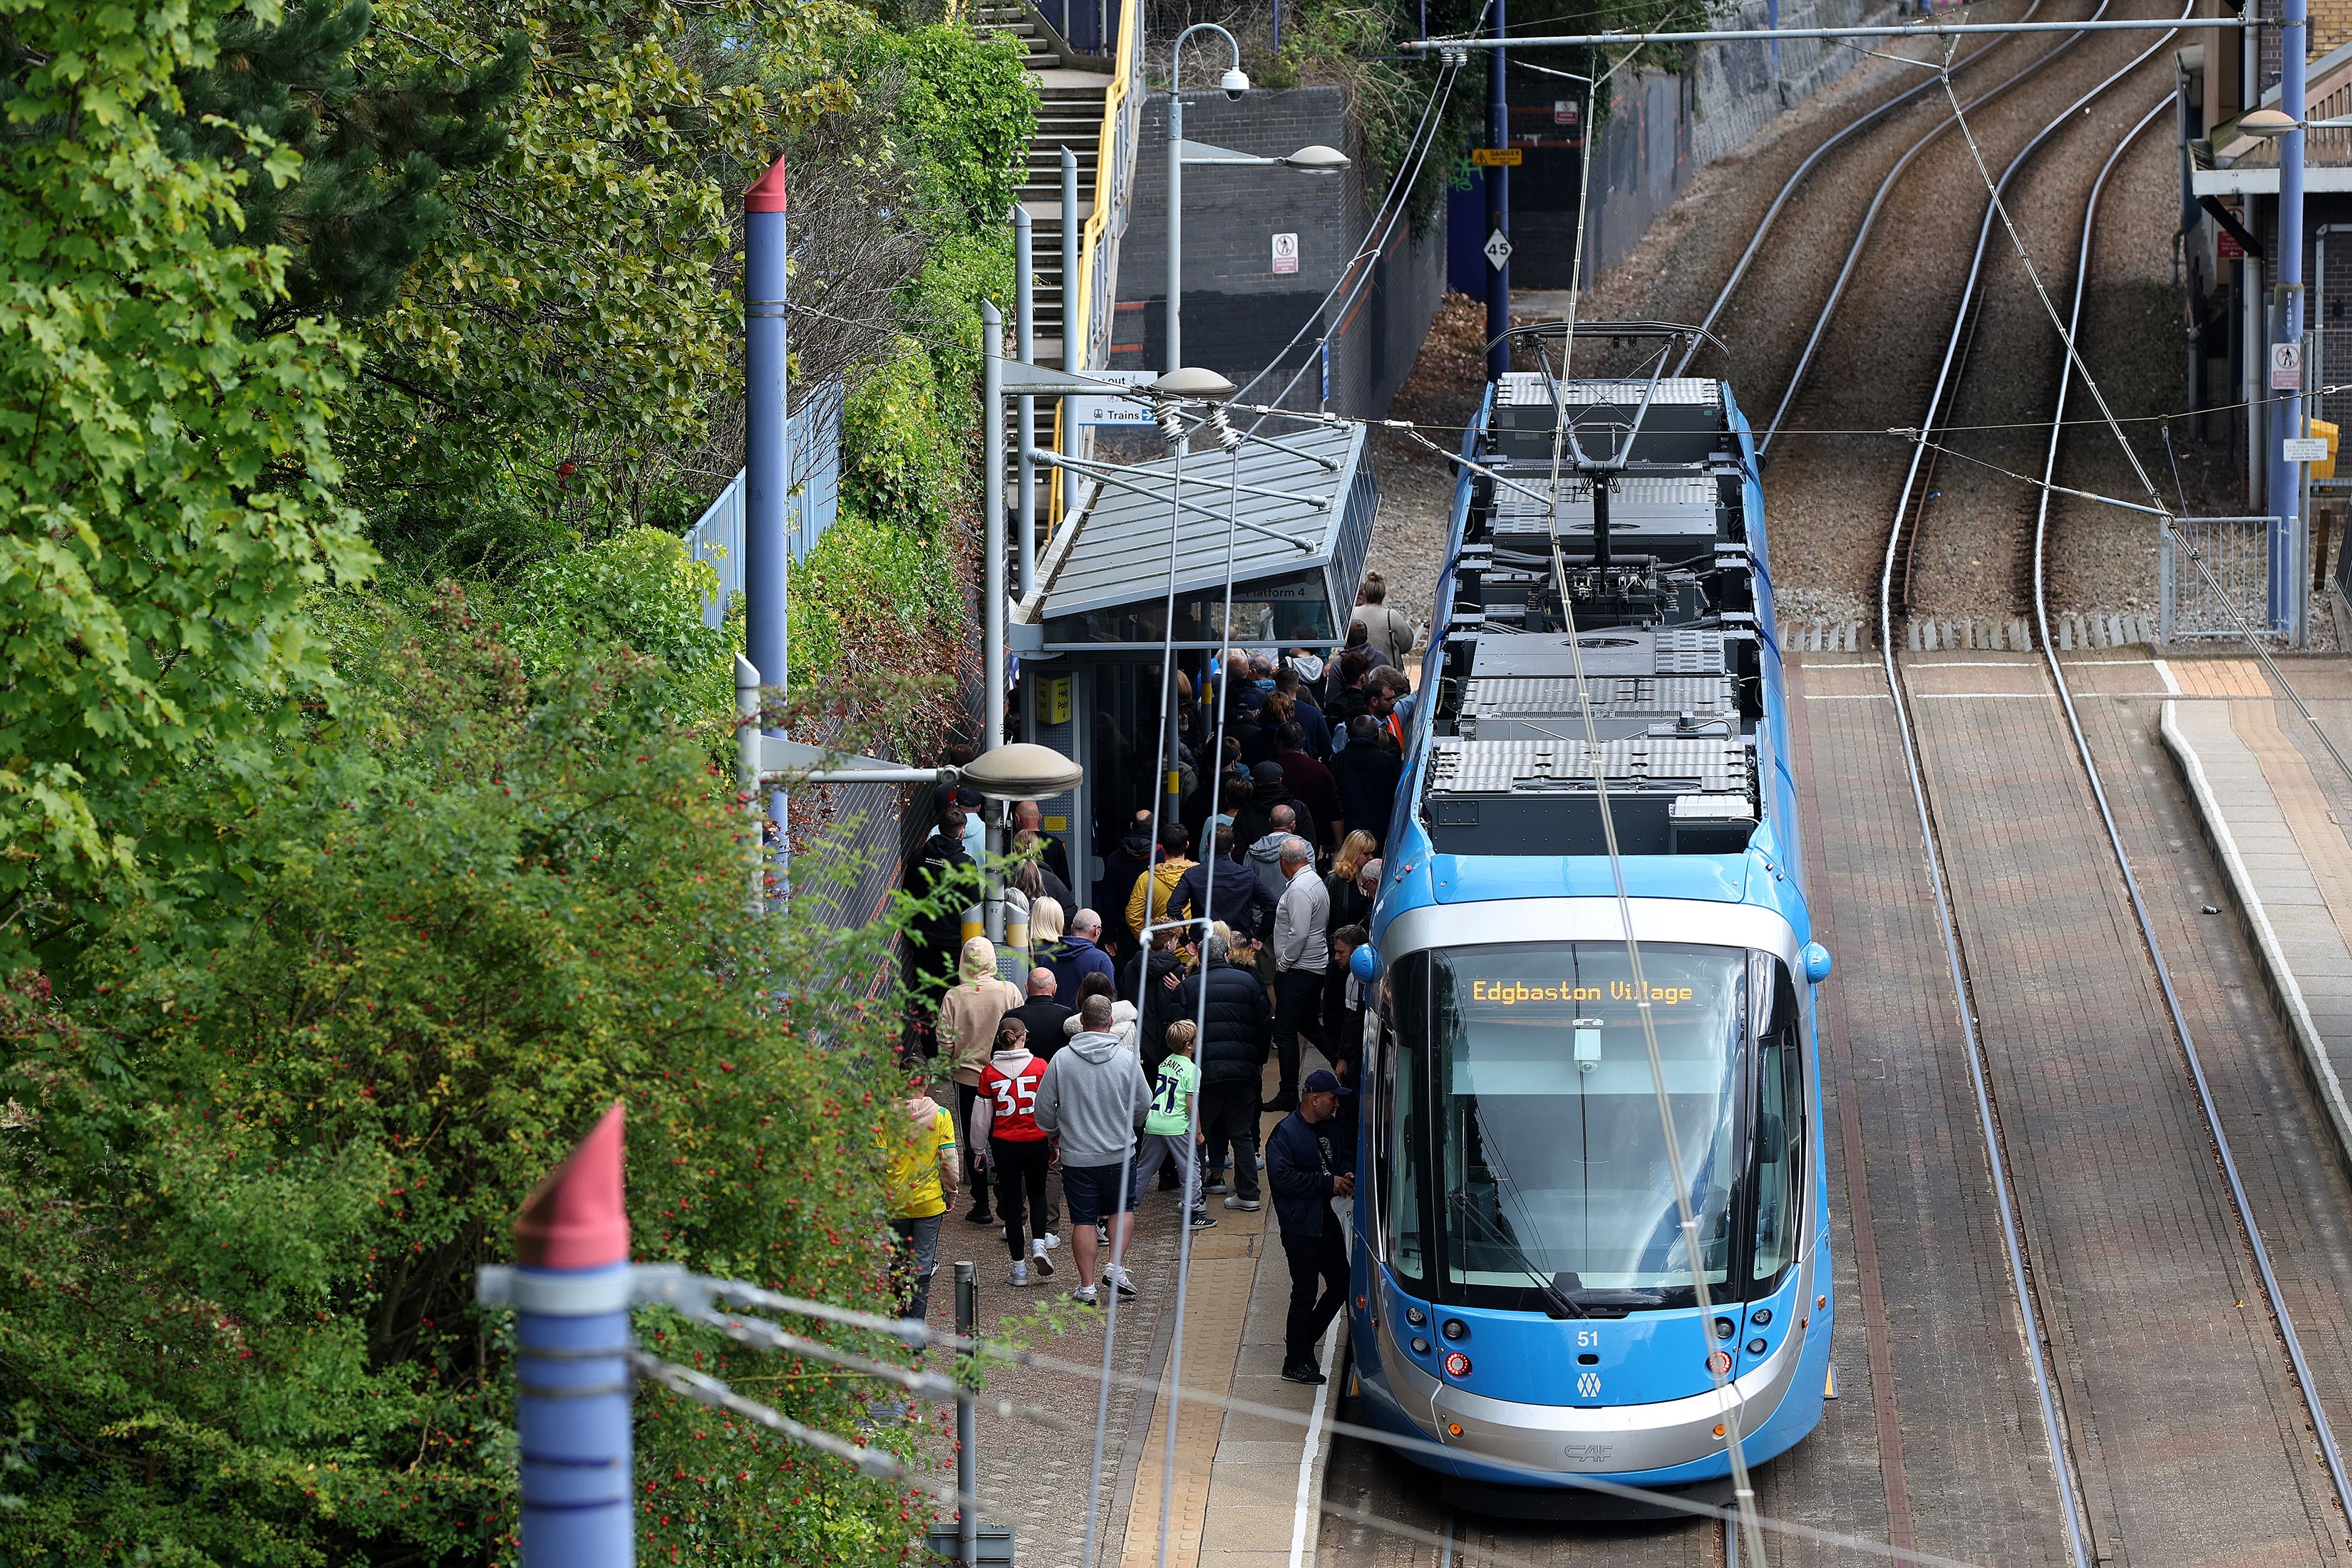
[{"xmin": 1577, "ymin": 1330, "xmax": 1599, "ymax": 1348}]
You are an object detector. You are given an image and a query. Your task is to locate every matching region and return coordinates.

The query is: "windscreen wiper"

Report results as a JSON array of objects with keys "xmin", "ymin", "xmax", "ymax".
[{"xmin": 1448, "ymin": 1192, "xmax": 1584, "ymax": 1319}]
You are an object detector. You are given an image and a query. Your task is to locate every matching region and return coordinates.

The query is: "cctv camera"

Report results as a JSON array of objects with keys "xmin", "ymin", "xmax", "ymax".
[{"xmin": 1220, "ymin": 67, "xmax": 1249, "ymax": 99}]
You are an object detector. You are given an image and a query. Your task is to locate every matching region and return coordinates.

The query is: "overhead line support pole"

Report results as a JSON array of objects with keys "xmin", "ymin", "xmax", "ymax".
[
  {"xmin": 2276, "ymin": 0, "xmax": 2309, "ymax": 637},
  {"xmin": 1486, "ymin": 0, "xmax": 1510, "ymax": 381}
]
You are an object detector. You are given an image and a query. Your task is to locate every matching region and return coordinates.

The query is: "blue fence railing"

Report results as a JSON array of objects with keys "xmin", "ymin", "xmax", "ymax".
[{"xmin": 686, "ymin": 379, "xmax": 846, "ymax": 628}]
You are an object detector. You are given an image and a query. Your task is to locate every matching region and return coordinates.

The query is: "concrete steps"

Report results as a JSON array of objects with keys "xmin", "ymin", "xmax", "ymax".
[{"xmin": 979, "ymin": 3, "xmax": 1108, "ymax": 369}]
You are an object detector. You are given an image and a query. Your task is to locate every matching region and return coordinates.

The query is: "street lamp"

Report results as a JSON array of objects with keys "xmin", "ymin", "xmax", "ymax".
[{"xmin": 1166, "ymin": 23, "xmax": 1351, "ymax": 373}]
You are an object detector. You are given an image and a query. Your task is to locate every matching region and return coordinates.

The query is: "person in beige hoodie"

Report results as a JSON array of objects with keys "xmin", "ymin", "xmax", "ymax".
[{"xmin": 934, "ymin": 936, "xmax": 1023, "ymax": 1224}]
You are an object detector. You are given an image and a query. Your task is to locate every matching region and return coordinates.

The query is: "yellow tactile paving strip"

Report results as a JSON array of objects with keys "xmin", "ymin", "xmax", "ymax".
[
  {"xmin": 2170, "ymin": 659, "xmax": 2276, "ymax": 698},
  {"xmin": 2232, "ymin": 699, "xmax": 2352, "ymax": 961},
  {"xmin": 1118, "ymin": 1212, "xmax": 1266, "ymax": 1567}
]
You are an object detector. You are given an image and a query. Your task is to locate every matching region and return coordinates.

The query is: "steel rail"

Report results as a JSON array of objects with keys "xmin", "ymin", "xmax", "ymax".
[
  {"xmin": 1872, "ymin": 19, "xmax": 2202, "ymax": 1564},
  {"xmin": 1676, "ymin": 0, "xmax": 2055, "ymax": 379},
  {"xmin": 1758, "ymin": 0, "xmax": 2114, "ymax": 448},
  {"xmin": 2029, "ymin": 97, "xmax": 2352, "ymax": 1537}
]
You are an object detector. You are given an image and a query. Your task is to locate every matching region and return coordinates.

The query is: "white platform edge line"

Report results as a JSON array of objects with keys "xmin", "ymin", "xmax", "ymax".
[
  {"xmin": 2160, "ymin": 699, "xmax": 2352, "ymax": 1169},
  {"xmin": 2153, "ymin": 658, "xmax": 2184, "ymax": 695},
  {"xmin": 1288, "ymin": 1262, "xmax": 1345, "ymax": 1568}
]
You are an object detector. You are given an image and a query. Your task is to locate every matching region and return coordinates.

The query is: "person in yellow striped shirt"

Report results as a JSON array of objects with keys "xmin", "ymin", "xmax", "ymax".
[{"xmin": 885, "ymin": 1064, "xmax": 961, "ymax": 1322}]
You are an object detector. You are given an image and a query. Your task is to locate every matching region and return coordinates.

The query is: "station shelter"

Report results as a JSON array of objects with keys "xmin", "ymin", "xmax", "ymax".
[{"xmin": 1008, "ymin": 419, "xmax": 1378, "ymax": 904}]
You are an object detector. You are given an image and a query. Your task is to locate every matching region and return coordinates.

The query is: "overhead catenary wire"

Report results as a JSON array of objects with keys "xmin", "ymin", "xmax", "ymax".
[
  {"xmin": 1517, "ymin": 35, "xmax": 1773, "ymax": 1563},
  {"xmin": 1869, "ymin": 21, "xmax": 2198, "ymax": 1567},
  {"xmin": 1676, "ymin": 0, "xmax": 2058, "ymax": 378},
  {"xmin": 1232, "ymin": 6, "xmax": 1480, "ymax": 421},
  {"xmin": 674, "ymin": 1264, "xmax": 2008, "ymax": 1566},
  {"xmin": 2022, "ymin": 93, "xmax": 2352, "ymax": 1535}
]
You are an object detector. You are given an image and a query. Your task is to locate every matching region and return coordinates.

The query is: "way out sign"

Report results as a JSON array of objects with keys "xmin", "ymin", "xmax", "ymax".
[
  {"xmin": 2272, "ymin": 341, "xmax": 2305, "ymax": 391},
  {"xmin": 1272, "ymin": 232, "xmax": 1299, "ymax": 275}
]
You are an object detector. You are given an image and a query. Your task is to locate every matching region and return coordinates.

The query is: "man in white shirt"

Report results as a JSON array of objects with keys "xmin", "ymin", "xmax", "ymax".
[{"xmin": 1269, "ymin": 837, "xmax": 1329, "ymax": 1113}]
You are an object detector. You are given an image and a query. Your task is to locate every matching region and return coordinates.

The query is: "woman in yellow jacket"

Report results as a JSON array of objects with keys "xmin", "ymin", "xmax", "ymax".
[{"xmin": 884, "ymin": 1061, "xmax": 961, "ymax": 1321}]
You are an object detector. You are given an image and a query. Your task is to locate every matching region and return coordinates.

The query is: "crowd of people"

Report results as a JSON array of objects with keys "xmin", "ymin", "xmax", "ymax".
[{"xmin": 884, "ymin": 577, "xmax": 1417, "ymax": 1383}]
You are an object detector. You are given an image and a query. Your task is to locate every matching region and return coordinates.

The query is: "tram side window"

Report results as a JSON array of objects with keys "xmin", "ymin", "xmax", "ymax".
[{"xmin": 1750, "ymin": 991, "xmax": 1803, "ymax": 1286}]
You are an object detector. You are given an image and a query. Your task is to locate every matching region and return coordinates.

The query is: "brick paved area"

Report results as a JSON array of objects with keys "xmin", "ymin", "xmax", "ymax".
[
  {"xmin": 994, "ymin": 653, "xmax": 2352, "ymax": 1568},
  {"xmin": 1796, "ymin": 654, "xmax": 2073, "ymax": 1568},
  {"xmin": 1902, "ymin": 651, "xmax": 2346, "ymax": 1564}
]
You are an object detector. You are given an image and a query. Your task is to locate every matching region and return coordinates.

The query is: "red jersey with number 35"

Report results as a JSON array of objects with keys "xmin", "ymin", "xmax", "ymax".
[{"xmin": 980, "ymin": 1056, "xmax": 1048, "ymax": 1142}]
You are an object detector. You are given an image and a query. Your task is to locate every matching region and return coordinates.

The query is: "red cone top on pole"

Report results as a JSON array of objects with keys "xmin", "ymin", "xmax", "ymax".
[
  {"xmin": 745, "ymin": 155, "xmax": 788, "ymax": 214},
  {"xmin": 515, "ymin": 1102, "xmax": 629, "ymax": 1269}
]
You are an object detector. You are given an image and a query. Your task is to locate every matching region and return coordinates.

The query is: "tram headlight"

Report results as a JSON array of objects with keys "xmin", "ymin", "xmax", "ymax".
[
  {"xmin": 1712, "ymin": 1316, "xmax": 1736, "ymax": 1341},
  {"xmin": 1440, "ymin": 1319, "xmax": 1467, "ymax": 1341},
  {"xmin": 1747, "ymin": 1337, "xmax": 1768, "ymax": 1356},
  {"xmin": 1751, "ymin": 1308, "xmax": 1773, "ymax": 1326}
]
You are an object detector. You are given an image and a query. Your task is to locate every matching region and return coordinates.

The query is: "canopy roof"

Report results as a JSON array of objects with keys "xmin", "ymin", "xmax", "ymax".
[{"xmin": 1024, "ymin": 420, "xmax": 1376, "ymax": 630}]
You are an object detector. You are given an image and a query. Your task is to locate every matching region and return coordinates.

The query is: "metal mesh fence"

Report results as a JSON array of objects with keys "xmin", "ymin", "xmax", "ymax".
[{"xmin": 2160, "ymin": 515, "xmax": 2280, "ymax": 641}]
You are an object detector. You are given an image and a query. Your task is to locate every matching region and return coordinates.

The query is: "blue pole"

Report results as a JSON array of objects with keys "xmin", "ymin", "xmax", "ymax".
[
  {"xmin": 1486, "ymin": 0, "xmax": 1510, "ymax": 381},
  {"xmin": 2275, "ymin": 0, "xmax": 2308, "ymax": 631},
  {"xmin": 519, "ymin": 1263, "xmax": 634, "ymax": 1567},
  {"xmin": 514, "ymin": 1105, "xmax": 634, "ymax": 1568},
  {"xmin": 746, "ymin": 157, "xmax": 791, "ymax": 890}
]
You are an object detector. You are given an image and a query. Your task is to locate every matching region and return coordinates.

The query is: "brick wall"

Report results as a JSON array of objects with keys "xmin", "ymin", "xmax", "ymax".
[{"xmin": 1111, "ymin": 86, "xmax": 1445, "ymax": 417}]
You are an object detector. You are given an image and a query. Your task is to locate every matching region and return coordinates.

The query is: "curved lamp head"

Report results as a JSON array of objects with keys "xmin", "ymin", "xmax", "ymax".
[
  {"xmin": 1278, "ymin": 143, "xmax": 1351, "ymax": 172},
  {"xmin": 2242, "ymin": 108, "xmax": 2300, "ymax": 137},
  {"xmin": 956, "ymin": 743, "xmax": 1083, "ymax": 801},
  {"xmin": 1220, "ymin": 67, "xmax": 1251, "ymax": 98},
  {"xmin": 1152, "ymin": 366, "xmax": 1237, "ymax": 402}
]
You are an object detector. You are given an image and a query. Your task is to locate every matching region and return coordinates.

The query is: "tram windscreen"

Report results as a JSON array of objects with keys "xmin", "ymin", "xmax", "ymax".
[{"xmin": 1428, "ymin": 943, "xmax": 1744, "ymax": 1309}]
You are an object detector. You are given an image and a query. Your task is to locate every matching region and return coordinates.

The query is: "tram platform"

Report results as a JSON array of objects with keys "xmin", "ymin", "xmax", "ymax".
[
  {"xmin": 954, "ymin": 1049, "xmax": 1343, "ymax": 1568},
  {"xmin": 2163, "ymin": 663, "xmax": 2352, "ymax": 1170}
]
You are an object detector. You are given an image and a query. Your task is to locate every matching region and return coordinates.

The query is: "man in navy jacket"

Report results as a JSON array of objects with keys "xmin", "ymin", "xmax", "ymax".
[{"xmin": 1265, "ymin": 1069, "xmax": 1356, "ymax": 1383}]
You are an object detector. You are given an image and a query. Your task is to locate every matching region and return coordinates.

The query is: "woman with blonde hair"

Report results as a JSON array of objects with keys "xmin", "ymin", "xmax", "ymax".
[
  {"xmin": 1326, "ymin": 829, "xmax": 1377, "ymax": 932},
  {"xmin": 1030, "ymin": 896, "xmax": 1066, "ymax": 967}
]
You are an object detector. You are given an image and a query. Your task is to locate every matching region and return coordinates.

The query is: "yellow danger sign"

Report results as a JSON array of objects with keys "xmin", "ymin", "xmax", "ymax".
[{"xmin": 1471, "ymin": 147, "xmax": 1523, "ymax": 167}]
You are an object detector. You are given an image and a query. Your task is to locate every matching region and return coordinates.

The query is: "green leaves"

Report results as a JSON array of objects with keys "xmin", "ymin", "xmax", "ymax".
[
  {"xmin": 0, "ymin": 0, "xmax": 376, "ymax": 944},
  {"xmin": 0, "ymin": 592, "xmax": 921, "ymax": 1564}
]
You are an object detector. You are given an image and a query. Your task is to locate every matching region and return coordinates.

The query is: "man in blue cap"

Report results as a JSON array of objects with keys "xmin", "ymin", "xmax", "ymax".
[{"xmin": 1265, "ymin": 1068, "xmax": 1356, "ymax": 1383}]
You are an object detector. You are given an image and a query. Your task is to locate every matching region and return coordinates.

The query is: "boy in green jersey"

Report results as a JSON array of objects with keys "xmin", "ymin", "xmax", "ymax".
[{"xmin": 1130, "ymin": 1020, "xmax": 1214, "ymax": 1229}]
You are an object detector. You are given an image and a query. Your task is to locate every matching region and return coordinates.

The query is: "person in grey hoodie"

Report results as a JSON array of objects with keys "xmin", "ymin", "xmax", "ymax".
[
  {"xmin": 1246, "ymin": 803, "xmax": 1301, "ymax": 905},
  {"xmin": 1034, "ymin": 994, "xmax": 1153, "ymax": 1305}
]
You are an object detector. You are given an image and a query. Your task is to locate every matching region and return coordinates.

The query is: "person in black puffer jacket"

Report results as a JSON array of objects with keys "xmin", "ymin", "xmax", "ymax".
[{"xmin": 1170, "ymin": 936, "xmax": 1274, "ymax": 1208}]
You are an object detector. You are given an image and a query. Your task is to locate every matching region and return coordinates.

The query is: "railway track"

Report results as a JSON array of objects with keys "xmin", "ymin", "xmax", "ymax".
[
  {"xmin": 1874, "ymin": 28, "xmax": 2352, "ymax": 1563},
  {"xmin": 1321, "ymin": 11, "xmax": 2225, "ymax": 1567}
]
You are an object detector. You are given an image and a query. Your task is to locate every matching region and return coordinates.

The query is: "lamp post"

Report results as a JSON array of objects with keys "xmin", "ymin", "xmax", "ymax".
[{"xmin": 1165, "ymin": 24, "xmax": 1350, "ymax": 374}]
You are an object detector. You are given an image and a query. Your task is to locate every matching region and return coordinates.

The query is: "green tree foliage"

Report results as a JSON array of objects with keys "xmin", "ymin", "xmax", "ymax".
[
  {"xmin": 342, "ymin": 0, "xmax": 1033, "ymax": 564},
  {"xmin": 0, "ymin": 589, "xmax": 925, "ymax": 1564},
  {"xmin": 163, "ymin": 0, "xmax": 528, "ymax": 326},
  {"xmin": 0, "ymin": 0, "xmax": 377, "ymax": 948}
]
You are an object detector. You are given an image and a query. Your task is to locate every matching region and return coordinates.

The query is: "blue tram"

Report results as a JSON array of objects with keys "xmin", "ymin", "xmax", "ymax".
[{"xmin": 1345, "ymin": 334, "xmax": 1834, "ymax": 1515}]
